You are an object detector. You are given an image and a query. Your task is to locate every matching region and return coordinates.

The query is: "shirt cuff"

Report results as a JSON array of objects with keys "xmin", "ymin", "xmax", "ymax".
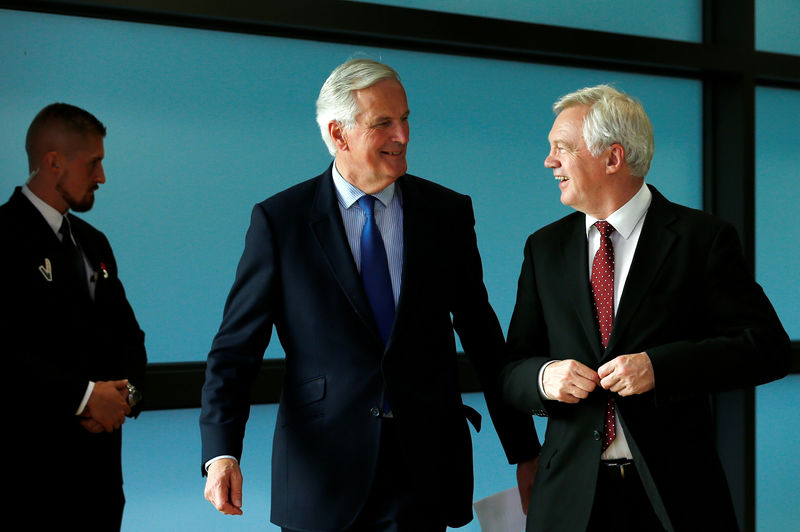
[
  {"xmin": 205, "ymin": 455, "xmax": 238, "ymax": 472},
  {"xmin": 538, "ymin": 360, "xmax": 559, "ymax": 400},
  {"xmin": 75, "ymin": 381, "xmax": 95, "ymax": 415}
]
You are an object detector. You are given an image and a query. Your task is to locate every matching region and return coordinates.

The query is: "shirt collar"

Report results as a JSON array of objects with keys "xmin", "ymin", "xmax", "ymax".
[
  {"xmin": 585, "ymin": 183, "xmax": 652, "ymax": 240},
  {"xmin": 332, "ymin": 161, "xmax": 397, "ymax": 209},
  {"xmin": 21, "ymin": 184, "xmax": 67, "ymax": 236}
]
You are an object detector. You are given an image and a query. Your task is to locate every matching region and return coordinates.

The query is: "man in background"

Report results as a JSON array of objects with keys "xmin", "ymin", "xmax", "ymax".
[{"xmin": 1, "ymin": 103, "xmax": 147, "ymax": 530}]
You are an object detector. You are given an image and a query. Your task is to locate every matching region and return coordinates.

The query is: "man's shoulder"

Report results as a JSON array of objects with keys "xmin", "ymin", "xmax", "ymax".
[
  {"xmin": 648, "ymin": 185, "xmax": 732, "ymax": 234},
  {"xmin": 0, "ymin": 189, "xmax": 38, "ymax": 242},
  {"xmin": 399, "ymin": 173, "xmax": 468, "ymax": 201},
  {"xmin": 529, "ymin": 210, "xmax": 583, "ymax": 241},
  {"xmin": 257, "ymin": 171, "xmax": 328, "ymax": 212}
]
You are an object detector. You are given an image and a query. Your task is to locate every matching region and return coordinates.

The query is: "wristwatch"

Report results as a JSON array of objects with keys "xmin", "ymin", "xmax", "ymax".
[{"xmin": 126, "ymin": 383, "xmax": 142, "ymax": 407}]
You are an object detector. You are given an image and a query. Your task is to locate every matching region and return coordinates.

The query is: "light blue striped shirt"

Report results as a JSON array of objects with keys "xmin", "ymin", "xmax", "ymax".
[{"xmin": 331, "ymin": 163, "xmax": 404, "ymax": 306}]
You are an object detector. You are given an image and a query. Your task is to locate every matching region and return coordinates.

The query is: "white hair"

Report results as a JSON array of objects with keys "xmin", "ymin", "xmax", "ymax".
[
  {"xmin": 553, "ymin": 84, "xmax": 654, "ymax": 177},
  {"xmin": 316, "ymin": 58, "xmax": 401, "ymax": 156}
]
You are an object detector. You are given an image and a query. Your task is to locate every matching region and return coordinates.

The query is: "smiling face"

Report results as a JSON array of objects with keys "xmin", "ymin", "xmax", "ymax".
[
  {"xmin": 544, "ymin": 105, "xmax": 613, "ymax": 218},
  {"xmin": 55, "ymin": 133, "xmax": 106, "ymax": 213},
  {"xmin": 332, "ymin": 79, "xmax": 410, "ymax": 193}
]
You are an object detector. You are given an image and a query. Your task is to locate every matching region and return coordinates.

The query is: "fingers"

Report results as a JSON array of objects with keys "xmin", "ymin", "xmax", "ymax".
[
  {"xmin": 598, "ymin": 352, "xmax": 654, "ymax": 396},
  {"xmin": 542, "ymin": 359, "xmax": 600, "ymax": 403},
  {"xmin": 205, "ymin": 459, "xmax": 243, "ymax": 516},
  {"xmin": 86, "ymin": 381, "xmax": 131, "ymax": 431},
  {"xmin": 79, "ymin": 418, "xmax": 104, "ymax": 434}
]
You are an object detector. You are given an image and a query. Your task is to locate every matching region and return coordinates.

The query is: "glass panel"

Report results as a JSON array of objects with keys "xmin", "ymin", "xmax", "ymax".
[
  {"xmin": 346, "ymin": 0, "xmax": 702, "ymax": 42},
  {"xmin": 0, "ymin": 9, "xmax": 701, "ymax": 362},
  {"xmin": 755, "ymin": 85, "xmax": 800, "ymax": 532},
  {"xmin": 756, "ymin": 0, "xmax": 800, "ymax": 55},
  {"xmin": 755, "ymin": 87, "xmax": 800, "ymax": 340},
  {"xmin": 756, "ymin": 375, "xmax": 800, "ymax": 532}
]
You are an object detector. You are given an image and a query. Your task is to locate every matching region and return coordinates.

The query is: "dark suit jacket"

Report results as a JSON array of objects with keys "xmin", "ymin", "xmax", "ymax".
[
  {"xmin": 200, "ymin": 166, "xmax": 539, "ymax": 530},
  {"xmin": 502, "ymin": 186, "xmax": 790, "ymax": 532},
  {"xmin": 0, "ymin": 187, "xmax": 147, "ymax": 523}
]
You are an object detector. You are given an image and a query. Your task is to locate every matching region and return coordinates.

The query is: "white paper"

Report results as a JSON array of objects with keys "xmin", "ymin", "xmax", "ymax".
[{"xmin": 473, "ymin": 486, "xmax": 527, "ymax": 532}]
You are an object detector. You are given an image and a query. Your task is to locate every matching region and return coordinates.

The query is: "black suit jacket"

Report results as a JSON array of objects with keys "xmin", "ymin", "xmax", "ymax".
[
  {"xmin": 200, "ymin": 166, "xmax": 539, "ymax": 530},
  {"xmin": 502, "ymin": 186, "xmax": 790, "ymax": 532},
  {"xmin": 0, "ymin": 187, "xmax": 147, "ymax": 523}
]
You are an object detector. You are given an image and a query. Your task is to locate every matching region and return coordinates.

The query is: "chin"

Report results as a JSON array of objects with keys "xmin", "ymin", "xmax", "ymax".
[{"xmin": 70, "ymin": 196, "xmax": 95, "ymax": 213}]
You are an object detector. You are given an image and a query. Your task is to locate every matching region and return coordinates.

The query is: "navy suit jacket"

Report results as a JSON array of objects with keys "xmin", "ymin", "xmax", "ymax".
[
  {"xmin": 0, "ymin": 187, "xmax": 146, "ymax": 522},
  {"xmin": 502, "ymin": 186, "xmax": 790, "ymax": 531},
  {"xmin": 200, "ymin": 166, "xmax": 539, "ymax": 530}
]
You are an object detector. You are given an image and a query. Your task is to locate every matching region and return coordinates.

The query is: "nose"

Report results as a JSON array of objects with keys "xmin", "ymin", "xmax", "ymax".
[
  {"xmin": 392, "ymin": 120, "xmax": 410, "ymax": 145},
  {"xmin": 97, "ymin": 162, "xmax": 106, "ymax": 184},
  {"xmin": 544, "ymin": 149, "xmax": 559, "ymax": 169}
]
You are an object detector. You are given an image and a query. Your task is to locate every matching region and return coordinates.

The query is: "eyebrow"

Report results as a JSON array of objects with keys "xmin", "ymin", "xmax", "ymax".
[{"xmin": 366, "ymin": 110, "xmax": 410, "ymax": 125}]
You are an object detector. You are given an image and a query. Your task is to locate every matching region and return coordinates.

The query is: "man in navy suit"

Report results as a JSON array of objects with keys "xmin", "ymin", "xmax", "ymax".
[
  {"xmin": 1, "ymin": 103, "xmax": 147, "ymax": 529},
  {"xmin": 201, "ymin": 59, "xmax": 540, "ymax": 530},
  {"xmin": 501, "ymin": 85, "xmax": 790, "ymax": 531}
]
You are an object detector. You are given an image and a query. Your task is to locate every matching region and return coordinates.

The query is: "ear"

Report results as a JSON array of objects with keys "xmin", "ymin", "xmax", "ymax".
[
  {"xmin": 42, "ymin": 151, "xmax": 61, "ymax": 175},
  {"xmin": 328, "ymin": 121, "xmax": 348, "ymax": 152},
  {"xmin": 605, "ymin": 143, "xmax": 625, "ymax": 174}
]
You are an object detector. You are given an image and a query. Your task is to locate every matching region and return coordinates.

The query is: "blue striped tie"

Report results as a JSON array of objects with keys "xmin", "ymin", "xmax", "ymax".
[{"xmin": 358, "ymin": 195, "xmax": 395, "ymax": 345}]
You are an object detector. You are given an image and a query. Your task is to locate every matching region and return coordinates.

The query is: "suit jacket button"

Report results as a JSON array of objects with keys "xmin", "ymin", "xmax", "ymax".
[
  {"xmin": 370, "ymin": 407, "xmax": 381, "ymax": 417},
  {"xmin": 592, "ymin": 430, "xmax": 602, "ymax": 441}
]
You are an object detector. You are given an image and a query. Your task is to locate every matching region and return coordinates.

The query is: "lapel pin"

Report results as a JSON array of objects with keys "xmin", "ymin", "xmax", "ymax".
[
  {"xmin": 92, "ymin": 263, "xmax": 109, "ymax": 282},
  {"xmin": 39, "ymin": 258, "xmax": 53, "ymax": 281}
]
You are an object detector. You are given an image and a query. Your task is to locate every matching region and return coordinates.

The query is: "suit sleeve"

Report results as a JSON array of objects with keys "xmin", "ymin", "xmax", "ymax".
[
  {"xmin": 452, "ymin": 197, "xmax": 540, "ymax": 464},
  {"xmin": 501, "ymin": 234, "xmax": 554, "ymax": 417},
  {"xmin": 97, "ymin": 233, "xmax": 148, "ymax": 416},
  {"xmin": 200, "ymin": 204, "xmax": 278, "ymax": 471},
  {"xmin": 646, "ymin": 222, "xmax": 791, "ymax": 405}
]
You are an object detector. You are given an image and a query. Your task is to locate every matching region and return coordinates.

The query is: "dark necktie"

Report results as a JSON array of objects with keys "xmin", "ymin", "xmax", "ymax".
[
  {"xmin": 59, "ymin": 216, "xmax": 87, "ymax": 288},
  {"xmin": 358, "ymin": 195, "xmax": 395, "ymax": 345},
  {"xmin": 591, "ymin": 220, "xmax": 616, "ymax": 451}
]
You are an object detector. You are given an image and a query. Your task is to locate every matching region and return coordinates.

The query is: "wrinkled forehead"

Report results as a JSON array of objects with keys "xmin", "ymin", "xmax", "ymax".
[{"xmin": 548, "ymin": 105, "xmax": 588, "ymax": 145}]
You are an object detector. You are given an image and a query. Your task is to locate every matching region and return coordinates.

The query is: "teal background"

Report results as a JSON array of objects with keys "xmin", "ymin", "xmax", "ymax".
[
  {"xmin": 756, "ymin": 0, "xmax": 800, "ymax": 55},
  {"xmin": 0, "ymin": 5, "xmax": 795, "ymax": 531}
]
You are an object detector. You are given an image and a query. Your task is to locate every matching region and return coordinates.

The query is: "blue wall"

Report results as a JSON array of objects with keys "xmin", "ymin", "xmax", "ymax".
[
  {"xmin": 1, "ymin": 6, "xmax": 794, "ymax": 532},
  {"xmin": 754, "ymin": 86, "xmax": 800, "ymax": 531},
  {"xmin": 0, "ymin": 8, "xmax": 701, "ymax": 364}
]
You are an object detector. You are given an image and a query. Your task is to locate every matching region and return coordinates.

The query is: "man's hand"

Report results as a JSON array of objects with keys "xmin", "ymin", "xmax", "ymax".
[
  {"xmin": 79, "ymin": 416, "xmax": 104, "ymax": 434},
  {"xmin": 516, "ymin": 457, "xmax": 539, "ymax": 515},
  {"xmin": 83, "ymin": 379, "xmax": 131, "ymax": 432},
  {"xmin": 598, "ymin": 352, "xmax": 654, "ymax": 396},
  {"xmin": 542, "ymin": 359, "xmax": 600, "ymax": 403},
  {"xmin": 205, "ymin": 458, "xmax": 243, "ymax": 516}
]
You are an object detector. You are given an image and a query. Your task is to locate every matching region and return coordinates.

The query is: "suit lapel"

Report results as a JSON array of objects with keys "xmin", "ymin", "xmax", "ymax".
[
  {"xmin": 388, "ymin": 175, "xmax": 421, "ymax": 349},
  {"xmin": 563, "ymin": 214, "xmax": 604, "ymax": 360},
  {"xmin": 606, "ymin": 186, "xmax": 677, "ymax": 356},
  {"xmin": 309, "ymin": 167, "xmax": 383, "ymax": 343},
  {"xmin": 10, "ymin": 188, "xmax": 79, "ymax": 288}
]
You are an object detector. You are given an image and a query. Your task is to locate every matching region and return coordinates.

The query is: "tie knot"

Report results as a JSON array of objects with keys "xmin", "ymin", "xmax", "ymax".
[
  {"xmin": 358, "ymin": 195, "xmax": 377, "ymax": 217},
  {"xmin": 595, "ymin": 220, "xmax": 614, "ymax": 238}
]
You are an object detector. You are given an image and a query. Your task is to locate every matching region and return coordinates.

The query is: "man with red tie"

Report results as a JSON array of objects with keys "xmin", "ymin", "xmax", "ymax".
[{"xmin": 501, "ymin": 85, "xmax": 790, "ymax": 531}]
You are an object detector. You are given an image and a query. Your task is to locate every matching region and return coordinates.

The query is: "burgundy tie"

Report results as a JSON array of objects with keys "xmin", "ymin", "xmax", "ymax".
[{"xmin": 591, "ymin": 221, "xmax": 616, "ymax": 451}]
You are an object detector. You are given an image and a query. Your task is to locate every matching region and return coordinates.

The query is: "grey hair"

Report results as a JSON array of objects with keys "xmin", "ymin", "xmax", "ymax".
[
  {"xmin": 553, "ymin": 84, "xmax": 654, "ymax": 177},
  {"xmin": 316, "ymin": 58, "xmax": 401, "ymax": 156}
]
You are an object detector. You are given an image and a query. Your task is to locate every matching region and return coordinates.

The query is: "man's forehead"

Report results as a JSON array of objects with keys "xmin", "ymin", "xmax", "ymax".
[
  {"xmin": 549, "ymin": 106, "xmax": 586, "ymax": 141},
  {"xmin": 354, "ymin": 81, "xmax": 408, "ymax": 113}
]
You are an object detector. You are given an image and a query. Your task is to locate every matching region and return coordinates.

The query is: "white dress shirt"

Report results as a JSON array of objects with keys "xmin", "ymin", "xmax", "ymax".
[{"xmin": 539, "ymin": 183, "xmax": 652, "ymax": 460}]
